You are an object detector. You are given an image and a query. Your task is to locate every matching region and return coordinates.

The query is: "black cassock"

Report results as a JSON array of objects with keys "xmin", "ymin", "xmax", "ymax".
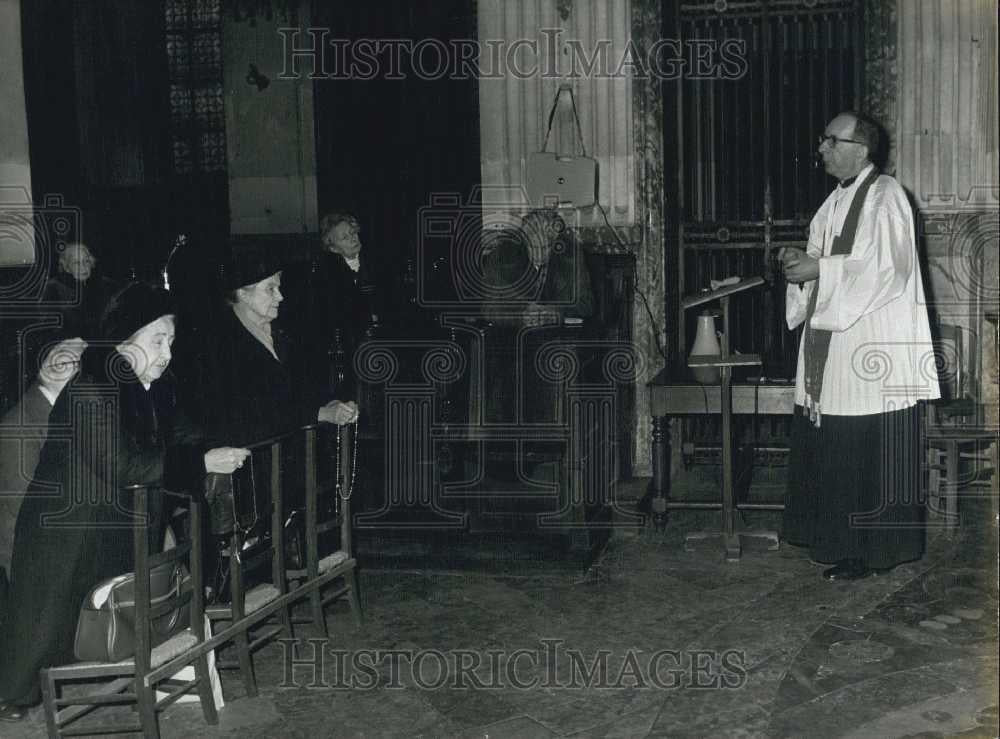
[{"xmin": 0, "ymin": 347, "xmax": 205, "ymax": 707}]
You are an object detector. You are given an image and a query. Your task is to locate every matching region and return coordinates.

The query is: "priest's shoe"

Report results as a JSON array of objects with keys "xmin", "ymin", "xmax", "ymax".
[{"xmin": 822, "ymin": 559, "xmax": 872, "ymax": 581}]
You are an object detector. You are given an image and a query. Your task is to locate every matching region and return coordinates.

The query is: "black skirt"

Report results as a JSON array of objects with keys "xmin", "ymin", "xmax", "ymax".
[{"xmin": 783, "ymin": 404, "xmax": 925, "ymax": 569}]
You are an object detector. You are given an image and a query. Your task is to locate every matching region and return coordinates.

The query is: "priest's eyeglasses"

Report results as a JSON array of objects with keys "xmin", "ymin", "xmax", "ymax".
[{"xmin": 818, "ymin": 134, "xmax": 864, "ymax": 148}]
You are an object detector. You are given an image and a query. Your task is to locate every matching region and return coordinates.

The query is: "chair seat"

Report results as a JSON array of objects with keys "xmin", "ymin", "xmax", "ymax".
[
  {"xmin": 932, "ymin": 397, "xmax": 979, "ymax": 419},
  {"xmin": 925, "ymin": 426, "xmax": 998, "ymax": 440},
  {"xmin": 71, "ymin": 629, "xmax": 200, "ymax": 671},
  {"xmin": 145, "ymin": 631, "xmax": 201, "ymax": 669},
  {"xmin": 286, "ymin": 550, "xmax": 349, "ymax": 580},
  {"xmin": 205, "ymin": 583, "xmax": 280, "ymax": 618},
  {"xmin": 243, "ymin": 583, "xmax": 280, "ymax": 613},
  {"xmin": 41, "ymin": 489, "xmax": 219, "ymax": 738},
  {"xmin": 318, "ymin": 550, "xmax": 349, "ymax": 573}
]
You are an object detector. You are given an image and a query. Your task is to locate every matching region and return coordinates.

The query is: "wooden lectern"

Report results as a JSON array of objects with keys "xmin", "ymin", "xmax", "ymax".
[{"xmin": 680, "ymin": 277, "xmax": 780, "ymax": 560}]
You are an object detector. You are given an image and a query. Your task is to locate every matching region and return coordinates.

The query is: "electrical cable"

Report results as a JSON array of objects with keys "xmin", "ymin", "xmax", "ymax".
[
  {"xmin": 738, "ymin": 380, "xmax": 760, "ymax": 527},
  {"xmin": 594, "ymin": 201, "xmax": 668, "ymax": 363}
]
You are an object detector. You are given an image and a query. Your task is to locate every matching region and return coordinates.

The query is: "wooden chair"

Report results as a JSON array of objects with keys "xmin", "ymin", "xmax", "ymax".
[
  {"xmin": 205, "ymin": 437, "xmax": 294, "ymax": 698},
  {"xmin": 40, "ymin": 487, "xmax": 218, "ymax": 738},
  {"xmin": 926, "ymin": 322, "xmax": 998, "ymax": 530},
  {"xmin": 286, "ymin": 423, "xmax": 362, "ymax": 635}
]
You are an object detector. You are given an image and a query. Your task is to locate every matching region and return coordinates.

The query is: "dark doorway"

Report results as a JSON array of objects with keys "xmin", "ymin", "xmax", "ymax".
[
  {"xmin": 663, "ymin": 0, "xmax": 864, "ymax": 460},
  {"xmin": 664, "ymin": 0, "xmax": 863, "ymax": 378},
  {"xmin": 311, "ymin": 0, "xmax": 481, "ymax": 308}
]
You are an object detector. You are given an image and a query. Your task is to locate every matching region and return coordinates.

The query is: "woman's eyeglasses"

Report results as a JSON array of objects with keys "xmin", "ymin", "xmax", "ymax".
[{"xmin": 818, "ymin": 134, "xmax": 864, "ymax": 148}]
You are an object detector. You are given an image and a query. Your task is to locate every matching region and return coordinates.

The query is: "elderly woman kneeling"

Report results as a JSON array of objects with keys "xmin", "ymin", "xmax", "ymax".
[
  {"xmin": 182, "ymin": 253, "xmax": 358, "ymax": 451},
  {"xmin": 0, "ymin": 283, "xmax": 248, "ymax": 722}
]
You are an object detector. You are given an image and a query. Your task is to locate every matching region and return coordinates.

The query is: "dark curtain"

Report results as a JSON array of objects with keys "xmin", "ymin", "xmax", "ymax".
[
  {"xmin": 311, "ymin": 0, "xmax": 481, "ymax": 308},
  {"xmin": 20, "ymin": 0, "xmax": 230, "ymax": 284},
  {"xmin": 2, "ymin": 0, "xmax": 229, "ymax": 413}
]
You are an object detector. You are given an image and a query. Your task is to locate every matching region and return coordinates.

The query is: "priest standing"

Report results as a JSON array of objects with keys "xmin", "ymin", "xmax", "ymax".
[{"xmin": 780, "ymin": 111, "xmax": 940, "ymax": 581}]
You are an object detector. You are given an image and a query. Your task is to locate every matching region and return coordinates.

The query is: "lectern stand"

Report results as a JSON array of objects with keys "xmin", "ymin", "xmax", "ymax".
[{"xmin": 680, "ymin": 278, "xmax": 779, "ymax": 560}]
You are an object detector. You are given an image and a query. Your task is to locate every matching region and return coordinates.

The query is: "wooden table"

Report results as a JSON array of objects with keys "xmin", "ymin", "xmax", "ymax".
[{"xmin": 644, "ymin": 368, "xmax": 796, "ymax": 558}]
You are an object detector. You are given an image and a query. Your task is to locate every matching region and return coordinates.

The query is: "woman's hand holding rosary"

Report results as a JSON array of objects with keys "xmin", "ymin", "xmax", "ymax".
[
  {"xmin": 204, "ymin": 447, "xmax": 251, "ymax": 474},
  {"xmin": 319, "ymin": 399, "xmax": 359, "ymax": 426}
]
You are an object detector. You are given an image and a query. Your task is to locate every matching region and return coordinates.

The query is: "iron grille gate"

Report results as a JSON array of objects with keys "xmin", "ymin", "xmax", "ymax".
[{"xmin": 670, "ymin": 0, "xmax": 863, "ymax": 462}]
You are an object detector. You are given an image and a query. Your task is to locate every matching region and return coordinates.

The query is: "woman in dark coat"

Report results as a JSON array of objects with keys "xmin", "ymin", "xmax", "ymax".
[
  {"xmin": 0, "ymin": 283, "xmax": 247, "ymax": 722},
  {"xmin": 1, "ymin": 330, "xmax": 86, "ymax": 577},
  {"xmin": 281, "ymin": 212, "xmax": 382, "ymax": 401},
  {"xmin": 318, "ymin": 211, "xmax": 381, "ymax": 330},
  {"xmin": 181, "ymin": 254, "xmax": 358, "ymax": 450},
  {"xmin": 171, "ymin": 257, "xmax": 358, "ymax": 601}
]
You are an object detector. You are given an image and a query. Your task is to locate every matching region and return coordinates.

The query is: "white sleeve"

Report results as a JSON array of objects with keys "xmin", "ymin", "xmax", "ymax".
[
  {"xmin": 786, "ymin": 199, "xmax": 829, "ymax": 329},
  {"xmin": 810, "ymin": 184, "xmax": 913, "ymax": 332},
  {"xmin": 786, "ymin": 282, "xmax": 812, "ymax": 330}
]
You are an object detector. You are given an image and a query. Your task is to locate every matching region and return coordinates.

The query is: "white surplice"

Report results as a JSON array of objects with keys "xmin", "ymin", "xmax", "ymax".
[{"xmin": 786, "ymin": 164, "xmax": 940, "ymax": 416}]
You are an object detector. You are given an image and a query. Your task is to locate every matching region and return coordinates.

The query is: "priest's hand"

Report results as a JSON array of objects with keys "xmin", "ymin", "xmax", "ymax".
[{"xmin": 781, "ymin": 249, "xmax": 820, "ymax": 283}]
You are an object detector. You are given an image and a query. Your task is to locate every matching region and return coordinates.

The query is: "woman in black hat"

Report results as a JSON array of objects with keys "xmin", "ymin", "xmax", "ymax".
[
  {"xmin": 180, "ymin": 254, "xmax": 358, "ymax": 451},
  {"xmin": 0, "ymin": 282, "xmax": 248, "ymax": 722},
  {"xmin": 172, "ymin": 256, "xmax": 358, "ymax": 601}
]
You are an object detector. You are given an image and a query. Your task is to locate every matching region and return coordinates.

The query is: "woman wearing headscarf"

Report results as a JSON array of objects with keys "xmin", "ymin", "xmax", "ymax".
[{"xmin": 0, "ymin": 283, "xmax": 247, "ymax": 723}]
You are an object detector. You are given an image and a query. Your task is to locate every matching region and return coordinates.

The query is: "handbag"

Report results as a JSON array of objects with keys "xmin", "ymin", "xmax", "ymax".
[
  {"xmin": 525, "ymin": 84, "xmax": 597, "ymax": 208},
  {"xmin": 74, "ymin": 563, "xmax": 190, "ymax": 663},
  {"xmin": 206, "ymin": 455, "xmax": 309, "ymax": 601},
  {"xmin": 205, "ymin": 472, "xmax": 236, "ymax": 536},
  {"xmin": 208, "ymin": 456, "xmax": 267, "ymax": 605}
]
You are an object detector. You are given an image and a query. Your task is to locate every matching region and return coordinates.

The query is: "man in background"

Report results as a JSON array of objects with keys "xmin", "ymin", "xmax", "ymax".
[{"xmin": 41, "ymin": 242, "xmax": 119, "ymax": 339}]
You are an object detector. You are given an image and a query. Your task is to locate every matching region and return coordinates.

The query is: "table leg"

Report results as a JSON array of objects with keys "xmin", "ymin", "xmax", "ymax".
[
  {"xmin": 720, "ymin": 366, "xmax": 741, "ymax": 560},
  {"xmin": 642, "ymin": 414, "xmax": 670, "ymax": 530},
  {"xmin": 945, "ymin": 439, "xmax": 959, "ymax": 533}
]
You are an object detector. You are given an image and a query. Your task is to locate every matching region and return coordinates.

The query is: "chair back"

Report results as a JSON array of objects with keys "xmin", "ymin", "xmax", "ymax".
[
  {"xmin": 287, "ymin": 422, "xmax": 363, "ymax": 635},
  {"xmin": 41, "ymin": 486, "xmax": 219, "ymax": 738},
  {"xmin": 303, "ymin": 423, "xmax": 355, "ymax": 572},
  {"xmin": 933, "ymin": 323, "xmax": 964, "ymax": 403},
  {"xmin": 219, "ymin": 434, "xmax": 289, "ymax": 617},
  {"xmin": 130, "ymin": 486, "xmax": 204, "ymax": 674}
]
